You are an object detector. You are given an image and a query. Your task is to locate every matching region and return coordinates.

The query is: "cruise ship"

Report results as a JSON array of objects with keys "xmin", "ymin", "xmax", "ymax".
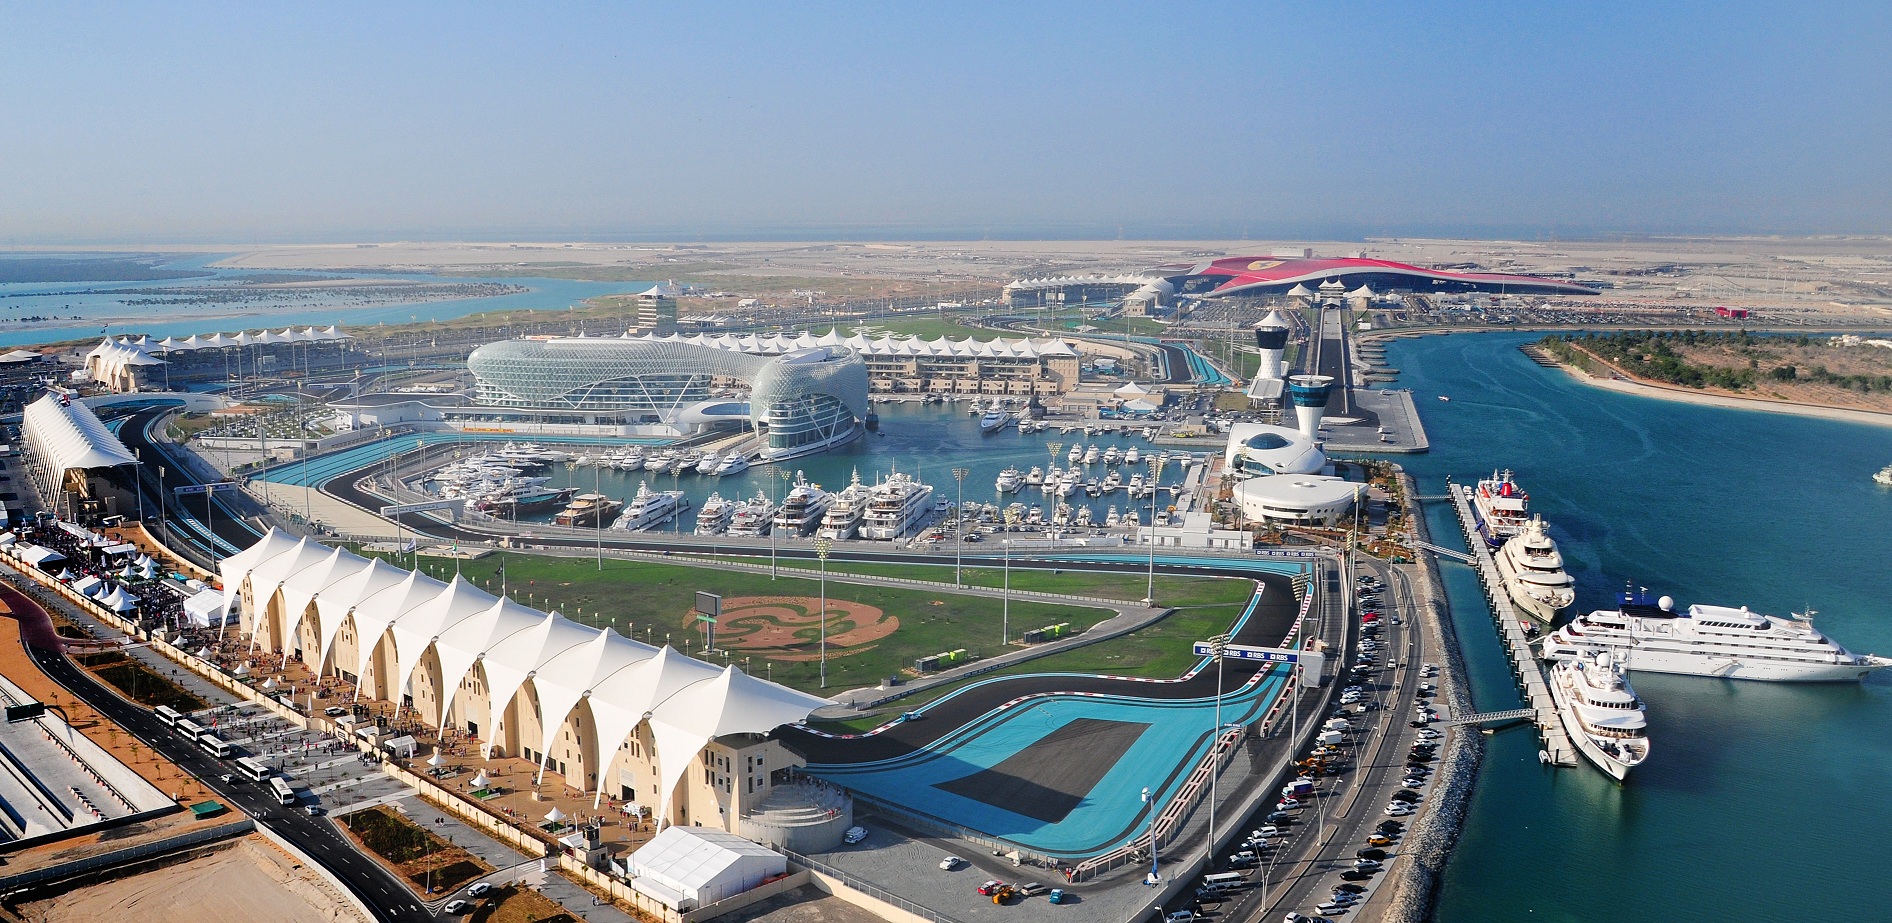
[
  {"xmin": 1471, "ymin": 469, "xmax": 1531, "ymax": 547},
  {"xmin": 694, "ymin": 493, "xmax": 733, "ymax": 535},
  {"xmin": 1547, "ymin": 649, "xmax": 1651, "ymax": 781},
  {"xmin": 727, "ymin": 491, "xmax": 776, "ymax": 536},
  {"xmin": 610, "ymin": 481, "xmax": 690, "ymax": 531},
  {"xmin": 819, "ymin": 470, "xmax": 871, "ymax": 540},
  {"xmin": 1493, "ymin": 516, "xmax": 1576, "ymax": 623},
  {"xmin": 553, "ymin": 493, "xmax": 621, "ymax": 528},
  {"xmin": 1543, "ymin": 590, "xmax": 1892, "ymax": 682},
  {"xmin": 860, "ymin": 472, "xmax": 935, "ymax": 540},
  {"xmin": 773, "ymin": 474, "xmax": 832, "ymax": 537}
]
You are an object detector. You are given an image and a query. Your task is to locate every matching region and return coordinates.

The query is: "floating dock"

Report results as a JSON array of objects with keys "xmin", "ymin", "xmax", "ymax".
[{"xmin": 1446, "ymin": 483, "xmax": 1578, "ymax": 766}]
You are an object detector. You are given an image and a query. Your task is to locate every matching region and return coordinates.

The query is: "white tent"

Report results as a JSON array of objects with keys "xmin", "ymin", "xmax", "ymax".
[
  {"xmin": 628, "ymin": 826, "xmax": 786, "ymax": 911},
  {"xmin": 71, "ymin": 575, "xmax": 105, "ymax": 597},
  {"xmin": 102, "ymin": 586, "xmax": 139, "ymax": 612},
  {"xmin": 18, "ymin": 545, "xmax": 67, "ymax": 568},
  {"xmin": 1123, "ymin": 398, "xmax": 1160, "ymax": 413},
  {"xmin": 183, "ymin": 588, "xmax": 233, "ymax": 627},
  {"xmin": 1114, "ymin": 381, "xmax": 1150, "ymax": 397},
  {"xmin": 22, "ymin": 394, "xmax": 139, "ymax": 474}
]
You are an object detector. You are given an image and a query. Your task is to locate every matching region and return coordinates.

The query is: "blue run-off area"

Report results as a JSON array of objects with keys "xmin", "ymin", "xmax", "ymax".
[
  {"xmin": 807, "ymin": 563, "xmax": 1303, "ymax": 858},
  {"xmin": 251, "ymin": 433, "xmax": 669, "ymax": 488}
]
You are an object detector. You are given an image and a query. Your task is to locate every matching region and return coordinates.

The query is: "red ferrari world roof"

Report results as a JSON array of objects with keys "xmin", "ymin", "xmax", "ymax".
[{"xmin": 1151, "ymin": 256, "xmax": 1597, "ymax": 296}]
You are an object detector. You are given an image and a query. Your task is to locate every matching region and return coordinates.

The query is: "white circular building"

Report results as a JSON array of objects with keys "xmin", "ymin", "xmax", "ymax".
[
  {"xmin": 1222, "ymin": 422, "xmax": 1326, "ymax": 476},
  {"xmin": 1232, "ymin": 475, "xmax": 1360, "ymax": 526}
]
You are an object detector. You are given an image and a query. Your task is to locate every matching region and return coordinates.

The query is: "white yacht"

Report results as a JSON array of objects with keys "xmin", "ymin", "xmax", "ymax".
[
  {"xmin": 712, "ymin": 453, "xmax": 751, "ymax": 476},
  {"xmin": 696, "ymin": 452, "xmax": 724, "ymax": 475},
  {"xmin": 1876, "ymin": 464, "xmax": 1892, "ymax": 486},
  {"xmin": 819, "ymin": 470, "xmax": 871, "ymax": 540},
  {"xmin": 1102, "ymin": 470, "xmax": 1122, "ymax": 492},
  {"xmin": 694, "ymin": 493, "xmax": 733, "ymax": 535},
  {"xmin": 1472, "ymin": 469, "xmax": 1531, "ymax": 547},
  {"xmin": 610, "ymin": 481, "xmax": 690, "ymax": 531},
  {"xmin": 980, "ymin": 408, "xmax": 1014, "ymax": 434},
  {"xmin": 608, "ymin": 447, "xmax": 646, "ymax": 471},
  {"xmin": 860, "ymin": 472, "xmax": 936, "ymax": 540},
  {"xmin": 1547, "ymin": 649, "xmax": 1651, "ymax": 781},
  {"xmin": 1105, "ymin": 505, "xmax": 1121, "ymax": 526},
  {"xmin": 1082, "ymin": 444, "xmax": 1101, "ymax": 465},
  {"xmin": 1124, "ymin": 445, "xmax": 1140, "ymax": 466},
  {"xmin": 1067, "ymin": 444, "xmax": 1083, "ymax": 464},
  {"xmin": 1544, "ymin": 591, "xmax": 1892, "ymax": 682},
  {"xmin": 1024, "ymin": 466, "xmax": 1045, "ymax": 487},
  {"xmin": 1493, "ymin": 516, "xmax": 1577, "ymax": 623},
  {"xmin": 1103, "ymin": 445, "xmax": 1123, "ymax": 466},
  {"xmin": 773, "ymin": 474, "xmax": 832, "ymax": 537},
  {"xmin": 995, "ymin": 467, "xmax": 1023, "ymax": 494},
  {"xmin": 727, "ymin": 492, "xmax": 776, "ymax": 536}
]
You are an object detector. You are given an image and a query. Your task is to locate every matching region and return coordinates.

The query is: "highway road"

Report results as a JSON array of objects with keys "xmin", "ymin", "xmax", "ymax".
[
  {"xmin": 0, "ymin": 579, "xmax": 435, "ymax": 923},
  {"xmin": 1210, "ymin": 557, "xmax": 1432, "ymax": 923}
]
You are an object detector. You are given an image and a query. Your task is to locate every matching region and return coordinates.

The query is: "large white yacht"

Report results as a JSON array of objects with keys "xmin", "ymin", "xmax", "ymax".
[
  {"xmin": 860, "ymin": 472, "xmax": 936, "ymax": 540},
  {"xmin": 1494, "ymin": 516, "xmax": 1577, "ymax": 623},
  {"xmin": 773, "ymin": 474, "xmax": 832, "ymax": 537},
  {"xmin": 610, "ymin": 481, "xmax": 690, "ymax": 531},
  {"xmin": 1543, "ymin": 590, "xmax": 1892, "ymax": 682},
  {"xmin": 1471, "ymin": 469, "xmax": 1531, "ymax": 547},
  {"xmin": 711, "ymin": 453, "xmax": 751, "ymax": 476},
  {"xmin": 819, "ymin": 470, "xmax": 871, "ymax": 540},
  {"xmin": 995, "ymin": 467, "xmax": 1023, "ymax": 494},
  {"xmin": 727, "ymin": 491, "xmax": 776, "ymax": 536},
  {"xmin": 694, "ymin": 493, "xmax": 733, "ymax": 535},
  {"xmin": 1547, "ymin": 649, "xmax": 1651, "ymax": 781}
]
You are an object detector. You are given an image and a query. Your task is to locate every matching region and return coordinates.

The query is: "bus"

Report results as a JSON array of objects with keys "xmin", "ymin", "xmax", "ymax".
[
  {"xmin": 175, "ymin": 718, "xmax": 207, "ymax": 740},
  {"xmin": 268, "ymin": 776, "xmax": 296, "ymax": 806},
  {"xmin": 153, "ymin": 705, "xmax": 182, "ymax": 727},
  {"xmin": 198, "ymin": 734, "xmax": 234, "ymax": 758},
  {"xmin": 234, "ymin": 756, "xmax": 271, "ymax": 783}
]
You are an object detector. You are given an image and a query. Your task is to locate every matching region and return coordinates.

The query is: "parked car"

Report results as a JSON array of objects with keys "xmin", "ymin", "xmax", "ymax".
[
  {"xmin": 1367, "ymin": 833, "xmax": 1394, "ymax": 847},
  {"xmin": 443, "ymin": 901, "xmax": 470, "ymax": 915},
  {"xmin": 977, "ymin": 880, "xmax": 1006, "ymax": 896},
  {"xmin": 1358, "ymin": 848, "xmax": 1388, "ymax": 860}
]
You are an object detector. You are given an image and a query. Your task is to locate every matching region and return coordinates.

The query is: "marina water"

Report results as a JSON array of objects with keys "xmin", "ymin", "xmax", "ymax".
[{"xmin": 1384, "ymin": 332, "xmax": 1892, "ymax": 922}]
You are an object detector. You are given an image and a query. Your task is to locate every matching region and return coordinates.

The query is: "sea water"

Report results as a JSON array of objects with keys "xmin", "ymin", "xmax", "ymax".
[{"xmin": 1383, "ymin": 331, "xmax": 1892, "ymax": 922}]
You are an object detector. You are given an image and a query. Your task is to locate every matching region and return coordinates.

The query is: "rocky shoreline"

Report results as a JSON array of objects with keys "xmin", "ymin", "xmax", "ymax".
[{"xmin": 1378, "ymin": 470, "xmax": 1483, "ymax": 923}]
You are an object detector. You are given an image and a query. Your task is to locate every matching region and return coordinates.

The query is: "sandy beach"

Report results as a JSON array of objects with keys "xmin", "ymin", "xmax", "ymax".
[
  {"xmin": 1555, "ymin": 360, "xmax": 1892, "ymax": 428},
  {"xmin": 15, "ymin": 835, "xmax": 370, "ymax": 923}
]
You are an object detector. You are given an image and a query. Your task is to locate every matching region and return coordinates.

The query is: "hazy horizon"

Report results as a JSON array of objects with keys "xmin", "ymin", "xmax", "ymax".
[{"xmin": 4, "ymin": 2, "xmax": 1888, "ymax": 244}]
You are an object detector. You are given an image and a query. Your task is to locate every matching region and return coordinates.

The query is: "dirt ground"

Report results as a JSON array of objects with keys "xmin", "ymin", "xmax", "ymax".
[
  {"xmin": 14, "ymin": 835, "xmax": 369, "ymax": 923},
  {"xmin": 713, "ymin": 885, "xmax": 890, "ymax": 923}
]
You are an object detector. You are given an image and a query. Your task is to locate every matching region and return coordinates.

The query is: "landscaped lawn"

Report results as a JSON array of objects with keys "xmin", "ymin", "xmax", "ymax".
[
  {"xmin": 371, "ymin": 551, "xmax": 1125, "ymax": 694},
  {"xmin": 787, "ymin": 559, "xmax": 1254, "ymax": 607}
]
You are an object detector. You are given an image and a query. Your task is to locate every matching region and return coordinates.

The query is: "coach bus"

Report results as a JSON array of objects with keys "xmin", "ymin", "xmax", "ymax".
[
  {"xmin": 175, "ymin": 718, "xmax": 207, "ymax": 740},
  {"xmin": 268, "ymin": 776, "xmax": 296, "ymax": 805},
  {"xmin": 153, "ymin": 705, "xmax": 182, "ymax": 727},
  {"xmin": 198, "ymin": 733, "xmax": 234, "ymax": 758},
  {"xmin": 234, "ymin": 756, "xmax": 271, "ymax": 783}
]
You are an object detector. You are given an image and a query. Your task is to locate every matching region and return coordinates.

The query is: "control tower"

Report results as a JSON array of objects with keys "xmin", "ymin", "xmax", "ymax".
[
  {"xmin": 1245, "ymin": 310, "xmax": 1292, "ymax": 401},
  {"xmin": 1287, "ymin": 374, "xmax": 1335, "ymax": 443}
]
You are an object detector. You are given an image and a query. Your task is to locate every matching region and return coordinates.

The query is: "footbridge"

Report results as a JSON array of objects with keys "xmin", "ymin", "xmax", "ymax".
[
  {"xmin": 1411, "ymin": 540, "xmax": 1474, "ymax": 564},
  {"xmin": 1444, "ymin": 707, "xmax": 1537, "ymax": 727}
]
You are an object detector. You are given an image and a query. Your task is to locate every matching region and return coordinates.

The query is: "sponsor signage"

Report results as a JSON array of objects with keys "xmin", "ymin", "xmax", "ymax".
[
  {"xmin": 379, "ymin": 498, "xmax": 463, "ymax": 516},
  {"xmin": 173, "ymin": 481, "xmax": 236, "ymax": 496}
]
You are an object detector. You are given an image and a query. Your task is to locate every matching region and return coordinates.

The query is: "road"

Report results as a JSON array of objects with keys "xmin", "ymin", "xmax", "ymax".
[
  {"xmin": 0, "ymin": 579, "xmax": 435, "ymax": 923},
  {"xmin": 1214, "ymin": 557, "xmax": 1430, "ymax": 923}
]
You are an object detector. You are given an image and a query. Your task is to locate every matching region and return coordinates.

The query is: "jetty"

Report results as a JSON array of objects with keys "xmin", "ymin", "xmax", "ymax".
[{"xmin": 1442, "ymin": 483, "xmax": 1578, "ymax": 766}]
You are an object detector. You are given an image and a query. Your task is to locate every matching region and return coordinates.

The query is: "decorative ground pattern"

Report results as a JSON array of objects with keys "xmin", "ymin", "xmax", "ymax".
[{"xmin": 683, "ymin": 596, "xmax": 899, "ymax": 661}]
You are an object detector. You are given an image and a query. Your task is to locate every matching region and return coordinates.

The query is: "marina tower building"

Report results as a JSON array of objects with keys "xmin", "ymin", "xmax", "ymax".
[{"xmin": 1288, "ymin": 374, "xmax": 1335, "ymax": 443}]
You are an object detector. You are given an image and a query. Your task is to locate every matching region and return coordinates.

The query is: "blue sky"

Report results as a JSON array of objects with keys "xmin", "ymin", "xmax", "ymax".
[{"xmin": 1, "ymin": 2, "xmax": 1887, "ymax": 242}]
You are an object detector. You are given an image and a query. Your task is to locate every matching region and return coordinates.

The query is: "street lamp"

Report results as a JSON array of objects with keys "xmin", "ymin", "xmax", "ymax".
[
  {"xmin": 1206, "ymin": 633, "xmax": 1230, "ymax": 858},
  {"xmin": 1001, "ymin": 538, "xmax": 1011, "ymax": 645},
  {"xmin": 950, "ymin": 468, "xmax": 969, "ymax": 585},
  {"xmin": 1140, "ymin": 786, "xmax": 1160, "ymax": 886},
  {"xmin": 158, "ymin": 465, "xmax": 170, "ymax": 550},
  {"xmin": 1145, "ymin": 457, "xmax": 1167, "ymax": 605},
  {"xmin": 772, "ymin": 469, "xmax": 793, "ymax": 578},
  {"xmin": 813, "ymin": 537, "xmax": 833, "ymax": 688}
]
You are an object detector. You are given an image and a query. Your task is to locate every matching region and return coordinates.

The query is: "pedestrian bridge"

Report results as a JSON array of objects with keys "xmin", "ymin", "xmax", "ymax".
[
  {"xmin": 1411, "ymin": 541, "xmax": 1474, "ymax": 564},
  {"xmin": 1444, "ymin": 707, "xmax": 1538, "ymax": 727}
]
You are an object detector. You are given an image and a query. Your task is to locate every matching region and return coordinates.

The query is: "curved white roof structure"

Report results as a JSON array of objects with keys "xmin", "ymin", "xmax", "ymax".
[
  {"xmin": 22, "ymin": 393, "xmax": 139, "ymax": 474},
  {"xmin": 622, "ymin": 330, "xmax": 1078, "ymax": 360},
  {"xmin": 219, "ymin": 532, "xmax": 830, "ymax": 814},
  {"xmin": 85, "ymin": 326, "xmax": 351, "ymax": 386}
]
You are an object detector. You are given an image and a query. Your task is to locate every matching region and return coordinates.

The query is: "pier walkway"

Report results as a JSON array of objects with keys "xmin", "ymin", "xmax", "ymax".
[{"xmin": 1445, "ymin": 483, "xmax": 1577, "ymax": 766}]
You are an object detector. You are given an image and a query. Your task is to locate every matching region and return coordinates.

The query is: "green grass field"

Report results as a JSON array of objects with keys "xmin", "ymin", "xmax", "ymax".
[
  {"xmin": 790, "ymin": 559, "xmax": 1254, "ymax": 608},
  {"xmin": 807, "ymin": 598, "xmax": 1255, "ymax": 733},
  {"xmin": 374, "ymin": 550, "xmax": 1133, "ymax": 694}
]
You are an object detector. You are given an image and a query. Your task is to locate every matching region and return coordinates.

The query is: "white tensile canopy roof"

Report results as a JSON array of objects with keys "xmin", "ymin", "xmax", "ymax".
[
  {"xmin": 22, "ymin": 394, "xmax": 139, "ymax": 474},
  {"xmin": 220, "ymin": 531, "xmax": 831, "ymax": 808},
  {"xmin": 1115, "ymin": 382, "xmax": 1150, "ymax": 396},
  {"xmin": 622, "ymin": 330, "xmax": 1079, "ymax": 361}
]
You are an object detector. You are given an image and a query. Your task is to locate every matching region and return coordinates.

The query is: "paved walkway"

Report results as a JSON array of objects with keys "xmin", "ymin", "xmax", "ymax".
[{"xmin": 384, "ymin": 791, "xmax": 634, "ymax": 923}]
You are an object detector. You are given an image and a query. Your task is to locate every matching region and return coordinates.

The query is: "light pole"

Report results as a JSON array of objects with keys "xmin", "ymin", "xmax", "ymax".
[
  {"xmin": 595, "ymin": 462, "xmax": 603, "ymax": 570},
  {"xmin": 772, "ymin": 469, "xmax": 792, "ymax": 578},
  {"xmin": 813, "ymin": 537, "xmax": 832, "ymax": 688},
  {"xmin": 1140, "ymin": 786, "xmax": 1160, "ymax": 886},
  {"xmin": 1001, "ymin": 538, "xmax": 1011, "ymax": 645},
  {"xmin": 1145, "ymin": 457, "xmax": 1166, "ymax": 605},
  {"xmin": 1207, "ymin": 632, "xmax": 1229, "ymax": 857},
  {"xmin": 158, "ymin": 465, "xmax": 170, "ymax": 550},
  {"xmin": 950, "ymin": 468, "xmax": 968, "ymax": 585},
  {"xmin": 133, "ymin": 449, "xmax": 145, "ymax": 522}
]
